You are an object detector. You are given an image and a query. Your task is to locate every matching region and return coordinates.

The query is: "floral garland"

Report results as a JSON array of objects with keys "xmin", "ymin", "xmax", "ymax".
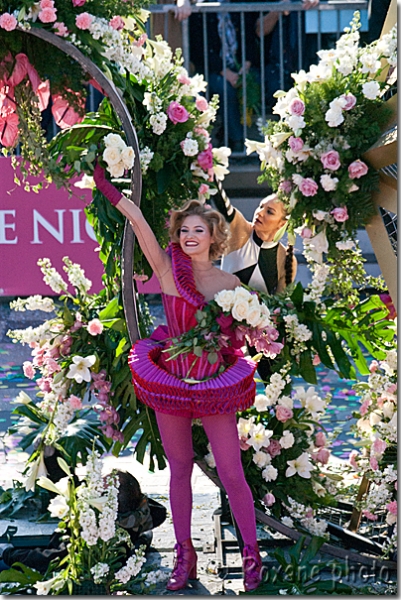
[
  {"xmin": 246, "ymin": 13, "xmax": 397, "ymax": 289},
  {"xmin": 348, "ymin": 349, "xmax": 397, "ymax": 558}
]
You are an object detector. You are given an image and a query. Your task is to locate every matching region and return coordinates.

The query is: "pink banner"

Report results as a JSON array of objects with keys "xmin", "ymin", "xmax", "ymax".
[{"xmin": 0, "ymin": 159, "xmax": 161, "ymax": 297}]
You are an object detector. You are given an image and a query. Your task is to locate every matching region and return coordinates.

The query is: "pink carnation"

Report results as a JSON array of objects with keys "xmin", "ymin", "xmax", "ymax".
[
  {"xmin": 44, "ymin": 357, "xmax": 61, "ymax": 374},
  {"xmin": 69, "ymin": 395, "xmax": 83, "ymax": 410},
  {"xmin": 39, "ymin": 7, "xmax": 57, "ymax": 23},
  {"xmin": 275, "ymin": 405, "xmax": 293, "ymax": 423},
  {"xmin": 167, "ymin": 100, "xmax": 189, "ymax": 124},
  {"xmin": 53, "ymin": 21, "xmax": 68, "ymax": 36},
  {"xmin": 0, "ymin": 12, "xmax": 17, "ymax": 30},
  {"xmin": 75, "ymin": 12, "xmax": 92, "ymax": 30},
  {"xmin": 72, "ymin": 0, "xmax": 86, "ymax": 5},
  {"xmin": 197, "ymin": 143, "xmax": 214, "ymax": 170},
  {"xmin": 262, "ymin": 493, "xmax": 275, "ymax": 507},
  {"xmin": 37, "ymin": 377, "xmax": 52, "ymax": 392},
  {"xmin": 348, "ymin": 159, "xmax": 368, "ymax": 179},
  {"xmin": 289, "ymin": 98, "xmax": 305, "ymax": 116},
  {"xmin": 331, "ymin": 206, "xmax": 349, "ymax": 222},
  {"xmin": 321, "ymin": 150, "xmax": 341, "ymax": 171},
  {"xmin": 278, "ymin": 179, "xmax": 292, "ymax": 194},
  {"xmin": 315, "ymin": 432, "xmax": 326, "ymax": 447},
  {"xmin": 315, "ymin": 447, "xmax": 330, "ymax": 464},
  {"xmin": 386, "ymin": 500, "xmax": 397, "ymax": 515},
  {"xmin": 109, "ymin": 15, "xmax": 124, "ymax": 30},
  {"xmin": 266, "ymin": 438, "xmax": 281, "ymax": 458},
  {"xmin": 87, "ymin": 318, "xmax": 104, "ymax": 336},
  {"xmin": 359, "ymin": 399, "xmax": 371, "ymax": 416},
  {"xmin": 196, "ymin": 96, "xmax": 209, "ymax": 112},
  {"xmin": 349, "ymin": 450, "xmax": 359, "ymax": 470},
  {"xmin": 178, "ymin": 72, "xmax": 191, "ymax": 85},
  {"xmin": 299, "ymin": 177, "xmax": 318, "ymax": 197},
  {"xmin": 362, "ymin": 510, "xmax": 378, "ymax": 521},
  {"xmin": 23, "ymin": 361, "xmax": 35, "ymax": 379},
  {"xmin": 288, "ymin": 136, "xmax": 304, "ymax": 153},
  {"xmin": 341, "ymin": 93, "xmax": 357, "ymax": 110}
]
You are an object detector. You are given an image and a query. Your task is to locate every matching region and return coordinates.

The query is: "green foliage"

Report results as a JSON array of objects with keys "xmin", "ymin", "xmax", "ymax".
[
  {"xmin": 0, "ymin": 563, "xmax": 43, "ymax": 595},
  {"xmin": 241, "ymin": 536, "xmax": 356, "ymax": 595}
]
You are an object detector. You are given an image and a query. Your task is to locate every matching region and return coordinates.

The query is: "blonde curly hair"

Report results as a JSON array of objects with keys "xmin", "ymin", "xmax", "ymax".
[{"xmin": 169, "ymin": 200, "xmax": 230, "ymax": 261}]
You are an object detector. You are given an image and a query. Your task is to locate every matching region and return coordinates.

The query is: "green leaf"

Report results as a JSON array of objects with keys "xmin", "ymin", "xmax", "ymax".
[{"xmin": 299, "ymin": 352, "xmax": 317, "ymax": 384}]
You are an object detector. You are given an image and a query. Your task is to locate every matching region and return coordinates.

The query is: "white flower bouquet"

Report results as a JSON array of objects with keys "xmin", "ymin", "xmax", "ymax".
[{"xmin": 246, "ymin": 13, "xmax": 397, "ymax": 267}]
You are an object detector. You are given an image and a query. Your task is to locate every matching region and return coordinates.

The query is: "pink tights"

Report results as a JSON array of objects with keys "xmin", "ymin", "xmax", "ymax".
[{"xmin": 156, "ymin": 411, "xmax": 257, "ymax": 546}]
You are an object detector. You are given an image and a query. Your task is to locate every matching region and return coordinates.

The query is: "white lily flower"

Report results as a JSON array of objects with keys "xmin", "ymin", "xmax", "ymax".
[
  {"xmin": 286, "ymin": 452, "xmax": 314, "ymax": 478},
  {"xmin": 66, "ymin": 355, "xmax": 96, "ymax": 383}
]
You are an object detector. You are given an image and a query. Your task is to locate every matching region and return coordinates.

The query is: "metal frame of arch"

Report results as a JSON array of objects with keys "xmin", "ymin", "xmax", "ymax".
[{"xmin": 17, "ymin": 26, "xmax": 142, "ymax": 344}]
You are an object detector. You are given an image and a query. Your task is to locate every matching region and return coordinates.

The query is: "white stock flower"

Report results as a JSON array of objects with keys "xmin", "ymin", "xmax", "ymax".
[
  {"xmin": 286, "ymin": 452, "xmax": 314, "ymax": 478},
  {"xmin": 281, "ymin": 516, "xmax": 294, "ymax": 528},
  {"xmin": 279, "ymin": 431, "xmax": 295, "ymax": 449},
  {"xmin": 306, "ymin": 63, "xmax": 332, "ymax": 83},
  {"xmin": 362, "ymin": 81, "xmax": 380, "ymax": 100},
  {"xmin": 66, "ymin": 355, "xmax": 96, "ymax": 383},
  {"xmin": 181, "ymin": 138, "xmax": 199, "ymax": 156},
  {"xmin": 359, "ymin": 51, "xmax": 381, "ymax": 74},
  {"xmin": 139, "ymin": 147, "xmax": 154, "ymax": 173},
  {"xmin": 149, "ymin": 112, "xmax": 167, "ymax": 135},
  {"xmin": 336, "ymin": 240, "xmax": 355, "ymax": 250},
  {"xmin": 115, "ymin": 552, "xmax": 147, "ymax": 584},
  {"xmin": 91, "ymin": 563, "xmax": 110, "ymax": 585}
]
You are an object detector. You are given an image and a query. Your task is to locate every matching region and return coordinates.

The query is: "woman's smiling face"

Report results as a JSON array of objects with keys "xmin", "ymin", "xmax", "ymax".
[{"xmin": 179, "ymin": 215, "xmax": 213, "ymax": 258}]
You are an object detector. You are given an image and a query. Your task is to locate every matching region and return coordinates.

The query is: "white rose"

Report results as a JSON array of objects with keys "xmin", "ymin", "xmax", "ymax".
[
  {"xmin": 121, "ymin": 146, "xmax": 135, "ymax": 169},
  {"xmin": 103, "ymin": 133, "xmax": 126, "ymax": 150},
  {"xmin": 278, "ymin": 395, "xmax": 293, "ymax": 409},
  {"xmin": 233, "ymin": 286, "xmax": 252, "ymax": 302},
  {"xmin": 287, "ymin": 115, "xmax": 306, "ymax": 131},
  {"xmin": 103, "ymin": 145, "xmax": 122, "ymax": 166},
  {"xmin": 254, "ymin": 394, "xmax": 269, "ymax": 412},
  {"xmin": 320, "ymin": 174, "xmax": 339, "ymax": 192},
  {"xmin": 257, "ymin": 304, "xmax": 272, "ymax": 329},
  {"xmin": 108, "ymin": 161, "xmax": 125, "ymax": 178},
  {"xmin": 232, "ymin": 299, "xmax": 250, "ymax": 323},
  {"xmin": 325, "ymin": 107, "xmax": 344, "ymax": 128},
  {"xmin": 362, "ymin": 81, "xmax": 380, "ymax": 100},
  {"xmin": 214, "ymin": 289, "xmax": 235, "ymax": 312}
]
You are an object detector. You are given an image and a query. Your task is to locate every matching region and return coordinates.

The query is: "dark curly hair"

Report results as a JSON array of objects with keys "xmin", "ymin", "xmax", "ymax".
[{"xmin": 169, "ymin": 200, "xmax": 230, "ymax": 260}]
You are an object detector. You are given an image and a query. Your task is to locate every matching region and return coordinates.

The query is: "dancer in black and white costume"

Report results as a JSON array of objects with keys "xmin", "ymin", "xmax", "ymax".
[{"xmin": 213, "ymin": 180, "xmax": 297, "ymax": 380}]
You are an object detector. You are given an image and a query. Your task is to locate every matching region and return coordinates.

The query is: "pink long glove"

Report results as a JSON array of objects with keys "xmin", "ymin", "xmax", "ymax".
[{"xmin": 93, "ymin": 163, "xmax": 123, "ymax": 207}]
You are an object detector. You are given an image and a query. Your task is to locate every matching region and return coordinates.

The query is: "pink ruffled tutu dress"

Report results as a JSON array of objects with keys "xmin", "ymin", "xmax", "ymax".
[{"xmin": 128, "ymin": 244, "xmax": 256, "ymax": 418}]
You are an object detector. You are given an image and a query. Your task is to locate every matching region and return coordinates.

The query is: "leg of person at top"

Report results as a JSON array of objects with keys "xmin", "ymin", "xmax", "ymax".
[
  {"xmin": 202, "ymin": 413, "xmax": 262, "ymax": 592},
  {"xmin": 155, "ymin": 411, "xmax": 197, "ymax": 591}
]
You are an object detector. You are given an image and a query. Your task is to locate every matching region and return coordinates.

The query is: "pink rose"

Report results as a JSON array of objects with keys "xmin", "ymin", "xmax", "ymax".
[
  {"xmin": 370, "ymin": 456, "xmax": 379, "ymax": 470},
  {"xmin": 72, "ymin": 0, "xmax": 86, "ymax": 5},
  {"xmin": 348, "ymin": 159, "xmax": 368, "ymax": 179},
  {"xmin": 278, "ymin": 180, "xmax": 292, "ymax": 193},
  {"xmin": 23, "ymin": 361, "xmax": 35, "ymax": 379},
  {"xmin": 178, "ymin": 73, "xmax": 191, "ymax": 85},
  {"xmin": 288, "ymin": 136, "xmax": 304, "ymax": 153},
  {"xmin": 40, "ymin": 0, "xmax": 54, "ymax": 7},
  {"xmin": 0, "ymin": 12, "xmax": 17, "ymax": 31},
  {"xmin": 239, "ymin": 437, "xmax": 251, "ymax": 451},
  {"xmin": 75, "ymin": 12, "xmax": 92, "ymax": 29},
  {"xmin": 199, "ymin": 183, "xmax": 210, "ymax": 195},
  {"xmin": 300, "ymin": 227, "xmax": 313, "ymax": 239},
  {"xmin": 386, "ymin": 500, "xmax": 397, "ymax": 515},
  {"xmin": 53, "ymin": 21, "xmax": 68, "ymax": 36},
  {"xmin": 372, "ymin": 438, "xmax": 387, "ymax": 456},
  {"xmin": 331, "ymin": 206, "xmax": 349, "ymax": 222},
  {"xmin": 315, "ymin": 447, "xmax": 330, "ymax": 464},
  {"xmin": 320, "ymin": 150, "xmax": 341, "ymax": 171},
  {"xmin": 69, "ymin": 395, "xmax": 83, "ymax": 410},
  {"xmin": 109, "ymin": 15, "xmax": 125, "ymax": 30},
  {"xmin": 275, "ymin": 405, "xmax": 293, "ymax": 423},
  {"xmin": 167, "ymin": 101, "xmax": 189, "ymax": 124},
  {"xmin": 299, "ymin": 177, "xmax": 318, "ymax": 197},
  {"xmin": 341, "ymin": 93, "xmax": 356, "ymax": 110},
  {"xmin": 262, "ymin": 493, "xmax": 275, "ymax": 507},
  {"xmin": 315, "ymin": 432, "xmax": 326, "ymax": 447},
  {"xmin": 266, "ymin": 439, "xmax": 281, "ymax": 458},
  {"xmin": 39, "ymin": 7, "xmax": 57, "ymax": 23},
  {"xmin": 289, "ymin": 98, "xmax": 305, "ymax": 116},
  {"xmin": 197, "ymin": 144, "xmax": 214, "ymax": 170},
  {"xmin": 195, "ymin": 96, "xmax": 209, "ymax": 112},
  {"xmin": 87, "ymin": 318, "xmax": 104, "ymax": 336}
]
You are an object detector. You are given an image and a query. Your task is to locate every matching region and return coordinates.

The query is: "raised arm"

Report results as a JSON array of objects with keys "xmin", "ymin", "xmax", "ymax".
[{"xmin": 93, "ymin": 164, "xmax": 171, "ymax": 283}]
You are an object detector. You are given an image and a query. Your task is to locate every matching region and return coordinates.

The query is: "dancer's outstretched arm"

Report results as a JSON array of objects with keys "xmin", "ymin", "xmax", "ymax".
[{"xmin": 93, "ymin": 164, "xmax": 171, "ymax": 282}]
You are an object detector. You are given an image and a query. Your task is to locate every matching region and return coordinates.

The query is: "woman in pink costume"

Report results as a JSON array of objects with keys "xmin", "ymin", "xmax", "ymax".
[{"xmin": 94, "ymin": 164, "xmax": 262, "ymax": 592}]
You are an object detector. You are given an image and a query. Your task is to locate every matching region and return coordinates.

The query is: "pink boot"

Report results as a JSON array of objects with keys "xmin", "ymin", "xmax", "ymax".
[
  {"xmin": 166, "ymin": 538, "xmax": 197, "ymax": 591},
  {"xmin": 243, "ymin": 543, "xmax": 262, "ymax": 592}
]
